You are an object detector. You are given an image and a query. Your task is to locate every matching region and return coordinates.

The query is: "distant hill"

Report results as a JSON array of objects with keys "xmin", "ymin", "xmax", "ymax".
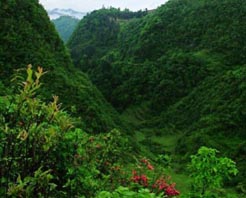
[
  {"xmin": 48, "ymin": 8, "xmax": 86, "ymax": 19},
  {"xmin": 52, "ymin": 16, "xmax": 79, "ymax": 42}
]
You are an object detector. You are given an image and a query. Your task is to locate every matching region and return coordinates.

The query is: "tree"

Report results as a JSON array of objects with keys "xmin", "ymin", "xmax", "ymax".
[{"xmin": 188, "ymin": 146, "xmax": 238, "ymax": 197}]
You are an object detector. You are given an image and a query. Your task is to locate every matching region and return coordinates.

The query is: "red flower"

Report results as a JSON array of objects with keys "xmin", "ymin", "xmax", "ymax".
[
  {"xmin": 141, "ymin": 159, "xmax": 149, "ymax": 164},
  {"xmin": 140, "ymin": 175, "xmax": 148, "ymax": 186},
  {"xmin": 165, "ymin": 183, "xmax": 180, "ymax": 196},
  {"xmin": 140, "ymin": 158, "xmax": 155, "ymax": 170},
  {"xmin": 131, "ymin": 171, "xmax": 148, "ymax": 187},
  {"xmin": 153, "ymin": 178, "xmax": 168, "ymax": 191},
  {"xmin": 147, "ymin": 164, "xmax": 154, "ymax": 170}
]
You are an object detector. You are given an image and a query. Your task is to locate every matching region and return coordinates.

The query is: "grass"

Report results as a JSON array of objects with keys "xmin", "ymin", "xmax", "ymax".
[{"xmin": 151, "ymin": 134, "xmax": 181, "ymax": 153}]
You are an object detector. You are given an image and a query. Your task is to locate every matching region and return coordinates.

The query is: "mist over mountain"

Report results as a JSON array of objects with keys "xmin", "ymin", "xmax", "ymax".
[
  {"xmin": 48, "ymin": 8, "xmax": 86, "ymax": 19},
  {"xmin": 1, "ymin": 0, "xmax": 245, "ymax": 197}
]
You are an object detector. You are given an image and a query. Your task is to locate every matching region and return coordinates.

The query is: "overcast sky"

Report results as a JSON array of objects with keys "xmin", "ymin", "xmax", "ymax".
[{"xmin": 39, "ymin": 0, "xmax": 169, "ymax": 12}]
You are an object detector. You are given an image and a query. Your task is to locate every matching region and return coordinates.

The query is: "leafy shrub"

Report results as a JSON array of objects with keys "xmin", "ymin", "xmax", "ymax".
[
  {"xmin": 96, "ymin": 186, "xmax": 162, "ymax": 198},
  {"xmin": 0, "ymin": 66, "xmax": 129, "ymax": 197},
  {"xmin": 0, "ymin": 66, "xmax": 181, "ymax": 197},
  {"xmin": 0, "ymin": 65, "xmax": 69, "ymax": 196},
  {"xmin": 188, "ymin": 146, "xmax": 238, "ymax": 197}
]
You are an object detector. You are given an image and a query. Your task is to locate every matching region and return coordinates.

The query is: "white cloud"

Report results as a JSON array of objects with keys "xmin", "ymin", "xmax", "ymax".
[{"xmin": 39, "ymin": 0, "xmax": 168, "ymax": 12}]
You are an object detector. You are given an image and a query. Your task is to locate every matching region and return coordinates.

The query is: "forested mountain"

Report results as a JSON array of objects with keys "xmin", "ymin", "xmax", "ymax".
[
  {"xmin": 52, "ymin": 16, "xmax": 79, "ymax": 42},
  {"xmin": 0, "ymin": 0, "xmax": 122, "ymax": 133},
  {"xmin": 68, "ymin": 0, "xmax": 246, "ymax": 188},
  {"xmin": 68, "ymin": 8, "xmax": 148, "ymax": 73},
  {"xmin": 0, "ymin": 0, "xmax": 245, "ymax": 197}
]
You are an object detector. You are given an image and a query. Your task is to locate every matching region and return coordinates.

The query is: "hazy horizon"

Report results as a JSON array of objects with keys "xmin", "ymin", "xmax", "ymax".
[{"xmin": 39, "ymin": 0, "xmax": 169, "ymax": 12}]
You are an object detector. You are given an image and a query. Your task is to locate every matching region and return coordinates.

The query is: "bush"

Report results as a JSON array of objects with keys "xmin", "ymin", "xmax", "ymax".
[
  {"xmin": 0, "ymin": 66, "xmax": 128, "ymax": 197},
  {"xmin": 188, "ymin": 146, "xmax": 238, "ymax": 197}
]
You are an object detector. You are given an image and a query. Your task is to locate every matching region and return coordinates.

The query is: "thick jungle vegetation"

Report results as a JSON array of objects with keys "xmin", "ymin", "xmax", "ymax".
[
  {"xmin": 68, "ymin": 0, "xmax": 246, "ymax": 195},
  {"xmin": 0, "ymin": 0, "xmax": 124, "ymax": 134},
  {"xmin": 0, "ymin": 0, "xmax": 245, "ymax": 197}
]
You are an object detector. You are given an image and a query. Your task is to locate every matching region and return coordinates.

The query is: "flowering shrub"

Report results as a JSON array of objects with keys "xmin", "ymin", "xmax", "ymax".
[
  {"xmin": 0, "ymin": 66, "xmax": 180, "ymax": 197},
  {"xmin": 130, "ymin": 158, "xmax": 180, "ymax": 197},
  {"xmin": 0, "ymin": 66, "xmax": 130, "ymax": 197},
  {"xmin": 132, "ymin": 170, "xmax": 149, "ymax": 187}
]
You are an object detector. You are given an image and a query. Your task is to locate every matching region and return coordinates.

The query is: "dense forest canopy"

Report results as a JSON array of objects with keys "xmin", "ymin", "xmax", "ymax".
[
  {"xmin": 69, "ymin": 0, "xmax": 246, "ymax": 111},
  {"xmin": 0, "ymin": 0, "xmax": 245, "ymax": 197},
  {"xmin": 68, "ymin": 0, "xmax": 246, "ymax": 190},
  {"xmin": 0, "ymin": 0, "xmax": 123, "ymax": 133},
  {"xmin": 68, "ymin": 7, "xmax": 148, "ymax": 70}
]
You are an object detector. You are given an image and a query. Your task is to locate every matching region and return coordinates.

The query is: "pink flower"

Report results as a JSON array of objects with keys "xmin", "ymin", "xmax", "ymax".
[
  {"xmin": 147, "ymin": 164, "xmax": 154, "ymax": 170},
  {"xmin": 141, "ymin": 159, "xmax": 148, "ymax": 164},
  {"xmin": 153, "ymin": 178, "xmax": 168, "ymax": 191},
  {"xmin": 165, "ymin": 183, "xmax": 180, "ymax": 196},
  {"xmin": 131, "ymin": 171, "xmax": 148, "ymax": 187}
]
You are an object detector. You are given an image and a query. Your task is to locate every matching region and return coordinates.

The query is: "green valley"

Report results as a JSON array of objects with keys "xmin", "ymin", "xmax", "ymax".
[
  {"xmin": 68, "ymin": 0, "xmax": 246, "ymax": 196},
  {"xmin": 52, "ymin": 16, "xmax": 79, "ymax": 43},
  {"xmin": 0, "ymin": 0, "xmax": 245, "ymax": 197}
]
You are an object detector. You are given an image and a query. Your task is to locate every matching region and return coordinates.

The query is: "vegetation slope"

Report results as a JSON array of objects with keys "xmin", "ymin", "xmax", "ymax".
[
  {"xmin": 68, "ymin": 0, "xmax": 246, "ymax": 189},
  {"xmin": 0, "ymin": 0, "xmax": 245, "ymax": 196},
  {"xmin": 0, "ymin": 0, "xmax": 123, "ymax": 133},
  {"xmin": 52, "ymin": 16, "xmax": 79, "ymax": 43}
]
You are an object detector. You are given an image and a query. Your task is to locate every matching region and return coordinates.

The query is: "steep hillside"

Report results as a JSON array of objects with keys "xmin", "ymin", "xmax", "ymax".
[
  {"xmin": 68, "ymin": 8, "xmax": 149, "ymax": 108},
  {"xmin": 68, "ymin": 8, "xmax": 148, "ymax": 76},
  {"xmin": 0, "ymin": 0, "xmax": 123, "ymax": 133},
  {"xmin": 69, "ymin": 0, "xmax": 245, "ymax": 111},
  {"xmin": 68, "ymin": 0, "xmax": 246, "ymax": 188},
  {"xmin": 121, "ymin": 0, "xmax": 246, "ymax": 65},
  {"xmin": 52, "ymin": 16, "xmax": 79, "ymax": 42}
]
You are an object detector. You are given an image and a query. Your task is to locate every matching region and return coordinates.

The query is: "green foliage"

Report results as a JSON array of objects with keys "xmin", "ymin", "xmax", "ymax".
[
  {"xmin": 61, "ymin": 128, "xmax": 131, "ymax": 195},
  {"xmin": 156, "ymin": 154, "xmax": 172, "ymax": 167},
  {"xmin": 124, "ymin": 0, "xmax": 246, "ymax": 65},
  {"xmin": 0, "ymin": 66, "xmax": 133, "ymax": 197},
  {"xmin": 68, "ymin": 0, "xmax": 246, "ymax": 188},
  {"xmin": 0, "ymin": 81, "xmax": 7, "ymax": 95},
  {"xmin": 68, "ymin": 8, "xmax": 148, "ymax": 104},
  {"xmin": 7, "ymin": 168, "xmax": 56, "ymax": 198},
  {"xmin": 96, "ymin": 186, "xmax": 162, "ymax": 198},
  {"xmin": 0, "ymin": 66, "xmax": 72, "ymax": 196},
  {"xmin": 188, "ymin": 146, "xmax": 238, "ymax": 197},
  {"xmin": 0, "ymin": 0, "xmax": 124, "ymax": 133},
  {"xmin": 1, "ymin": 0, "xmax": 245, "ymax": 196},
  {"xmin": 52, "ymin": 16, "xmax": 79, "ymax": 43},
  {"xmin": 68, "ymin": 0, "xmax": 246, "ymax": 118},
  {"xmin": 0, "ymin": 66, "xmax": 180, "ymax": 197},
  {"xmin": 96, "ymin": 157, "xmax": 180, "ymax": 198}
]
